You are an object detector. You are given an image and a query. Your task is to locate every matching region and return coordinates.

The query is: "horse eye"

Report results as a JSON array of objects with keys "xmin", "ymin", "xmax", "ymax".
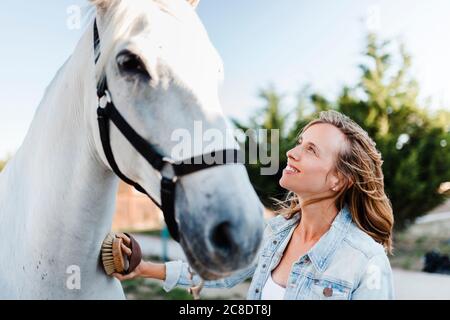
[{"xmin": 116, "ymin": 50, "xmax": 150, "ymax": 78}]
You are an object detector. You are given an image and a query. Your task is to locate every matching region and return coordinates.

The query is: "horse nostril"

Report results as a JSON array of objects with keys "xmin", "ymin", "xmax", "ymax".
[{"xmin": 210, "ymin": 222, "xmax": 236, "ymax": 254}]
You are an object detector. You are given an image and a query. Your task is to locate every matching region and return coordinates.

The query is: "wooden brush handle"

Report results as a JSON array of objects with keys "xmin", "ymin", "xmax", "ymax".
[{"xmin": 123, "ymin": 233, "xmax": 143, "ymax": 274}]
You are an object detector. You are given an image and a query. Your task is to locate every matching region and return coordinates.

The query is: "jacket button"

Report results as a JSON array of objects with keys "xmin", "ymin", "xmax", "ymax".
[
  {"xmin": 255, "ymin": 288, "xmax": 260, "ymax": 293},
  {"xmin": 273, "ymin": 240, "xmax": 278, "ymax": 245},
  {"xmin": 323, "ymin": 287, "xmax": 333, "ymax": 297},
  {"xmin": 262, "ymin": 264, "xmax": 266, "ymax": 268}
]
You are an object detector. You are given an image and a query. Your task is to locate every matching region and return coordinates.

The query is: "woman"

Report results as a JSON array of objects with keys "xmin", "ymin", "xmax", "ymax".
[{"xmin": 114, "ymin": 110, "xmax": 395, "ymax": 300}]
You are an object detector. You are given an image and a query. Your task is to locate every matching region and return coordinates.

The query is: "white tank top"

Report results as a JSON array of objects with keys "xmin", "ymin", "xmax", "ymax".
[{"xmin": 261, "ymin": 272, "xmax": 286, "ymax": 300}]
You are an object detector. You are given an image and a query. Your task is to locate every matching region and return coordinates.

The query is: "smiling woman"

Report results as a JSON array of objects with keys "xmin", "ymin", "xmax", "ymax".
[
  {"xmin": 279, "ymin": 110, "xmax": 394, "ymax": 252},
  {"xmin": 114, "ymin": 110, "xmax": 395, "ymax": 300}
]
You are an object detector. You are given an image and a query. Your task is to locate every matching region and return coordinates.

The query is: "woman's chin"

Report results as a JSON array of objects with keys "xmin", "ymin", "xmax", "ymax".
[
  {"xmin": 280, "ymin": 175, "xmax": 303, "ymax": 193},
  {"xmin": 279, "ymin": 176, "xmax": 291, "ymax": 190}
]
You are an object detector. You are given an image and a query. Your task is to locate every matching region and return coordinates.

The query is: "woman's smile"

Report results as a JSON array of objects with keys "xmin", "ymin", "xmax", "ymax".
[{"xmin": 283, "ymin": 164, "xmax": 301, "ymax": 175}]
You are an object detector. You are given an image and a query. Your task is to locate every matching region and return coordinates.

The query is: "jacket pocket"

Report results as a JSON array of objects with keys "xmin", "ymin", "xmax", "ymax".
[{"xmin": 310, "ymin": 278, "xmax": 351, "ymax": 300}]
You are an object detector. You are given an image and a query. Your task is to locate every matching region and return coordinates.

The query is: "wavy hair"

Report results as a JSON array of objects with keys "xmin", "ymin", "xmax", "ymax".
[{"xmin": 275, "ymin": 110, "xmax": 394, "ymax": 254}]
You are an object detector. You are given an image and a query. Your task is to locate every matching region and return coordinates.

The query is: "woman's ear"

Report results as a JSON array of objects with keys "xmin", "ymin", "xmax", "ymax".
[
  {"xmin": 347, "ymin": 177, "xmax": 355, "ymax": 189},
  {"xmin": 330, "ymin": 171, "xmax": 348, "ymax": 192}
]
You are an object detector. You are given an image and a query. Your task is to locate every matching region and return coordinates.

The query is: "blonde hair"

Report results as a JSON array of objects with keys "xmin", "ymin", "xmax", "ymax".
[{"xmin": 276, "ymin": 110, "xmax": 394, "ymax": 254}]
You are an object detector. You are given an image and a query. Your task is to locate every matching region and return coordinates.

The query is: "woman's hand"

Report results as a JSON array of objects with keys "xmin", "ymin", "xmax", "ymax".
[
  {"xmin": 112, "ymin": 259, "xmax": 147, "ymax": 281},
  {"xmin": 111, "ymin": 233, "xmax": 166, "ymax": 281}
]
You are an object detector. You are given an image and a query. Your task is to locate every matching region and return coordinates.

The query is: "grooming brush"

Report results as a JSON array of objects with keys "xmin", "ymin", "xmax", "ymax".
[{"xmin": 101, "ymin": 232, "xmax": 142, "ymax": 276}]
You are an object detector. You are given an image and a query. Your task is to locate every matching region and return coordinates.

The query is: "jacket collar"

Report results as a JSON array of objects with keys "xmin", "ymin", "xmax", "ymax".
[{"xmin": 269, "ymin": 204, "xmax": 353, "ymax": 273}]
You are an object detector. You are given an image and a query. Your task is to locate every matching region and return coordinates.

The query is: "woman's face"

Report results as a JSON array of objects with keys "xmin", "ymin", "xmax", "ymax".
[{"xmin": 279, "ymin": 123, "xmax": 347, "ymax": 197}]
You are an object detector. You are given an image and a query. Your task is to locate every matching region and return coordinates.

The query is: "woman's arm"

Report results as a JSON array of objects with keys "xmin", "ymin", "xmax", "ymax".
[
  {"xmin": 113, "ymin": 258, "xmax": 257, "ymax": 292},
  {"xmin": 111, "ymin": 234, "xmax": 259, "ymax": 292},
  {"xmin": 113, "ymin": 219, "xmax": 274, "ymax": 292},
  {"xmin": 162, "ymin": 259, "xmax": 257, "ymax": 292}
]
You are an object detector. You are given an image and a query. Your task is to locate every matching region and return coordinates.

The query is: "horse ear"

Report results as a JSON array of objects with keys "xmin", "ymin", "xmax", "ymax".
[
  {"xmin": 186, "ymin": 0, "xmax": 200, "ymax": 9},
  {"xmin": 90, "ymin": 0, "xmax": 112, "ymax": 9}
]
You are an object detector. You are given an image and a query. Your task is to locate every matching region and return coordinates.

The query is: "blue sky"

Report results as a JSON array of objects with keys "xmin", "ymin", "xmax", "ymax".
[{"xmin": 1, "ymin": 0, "xmax": 449, "ymax": 157}]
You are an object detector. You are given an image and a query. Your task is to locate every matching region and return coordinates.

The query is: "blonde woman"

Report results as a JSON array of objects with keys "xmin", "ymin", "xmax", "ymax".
[{"xmin": 114, "ymin": 110, "xmax": 395, "ymax": 300}]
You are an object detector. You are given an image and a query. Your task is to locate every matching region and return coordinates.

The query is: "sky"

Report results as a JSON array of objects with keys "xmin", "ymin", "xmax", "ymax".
[{"xmin": 0, "ymin": 0, "xmax": 449, "ymax": 157}]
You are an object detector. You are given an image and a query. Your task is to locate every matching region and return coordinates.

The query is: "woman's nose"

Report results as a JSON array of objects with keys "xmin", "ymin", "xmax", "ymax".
[{"xmin": 287, "ymin": 147, "xmax": 299, "ymax": 160}]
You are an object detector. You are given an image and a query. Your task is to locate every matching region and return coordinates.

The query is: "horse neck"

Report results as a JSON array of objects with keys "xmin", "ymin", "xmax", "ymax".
[{"xmin": 11, "ymin": 22, "xmax": 118, "ymax": 261}]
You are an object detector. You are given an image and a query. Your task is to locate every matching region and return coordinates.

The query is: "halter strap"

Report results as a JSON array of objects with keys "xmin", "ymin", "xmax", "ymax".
[{"xmin": 93, "ymin": 20, "xmax": 243, "ymax": 242}]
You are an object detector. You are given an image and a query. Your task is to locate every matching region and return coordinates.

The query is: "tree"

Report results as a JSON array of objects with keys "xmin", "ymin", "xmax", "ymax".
[
  {"xmin": 232, "ymin": 86, "xmax": 294, "ymax": 206},
  {"xmin": 235, "ymin": 34, "xmax": 450, "ymax": 230}
]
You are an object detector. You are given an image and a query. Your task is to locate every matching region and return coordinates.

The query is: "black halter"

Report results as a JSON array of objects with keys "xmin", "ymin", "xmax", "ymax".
[{"xmin": 93, "ymin": 20, "xmax": 243, "ymax": 242}]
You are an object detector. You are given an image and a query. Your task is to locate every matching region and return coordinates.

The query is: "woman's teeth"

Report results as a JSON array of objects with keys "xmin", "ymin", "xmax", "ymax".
[{"xmin": 286, "ymin": 165, "xmax": 300, "ymax": 173}]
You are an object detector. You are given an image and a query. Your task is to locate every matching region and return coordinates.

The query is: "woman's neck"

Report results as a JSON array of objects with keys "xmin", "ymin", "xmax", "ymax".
[{"xmin": 295, "ymin": 200, "xmax": 339, "ymax": 243}]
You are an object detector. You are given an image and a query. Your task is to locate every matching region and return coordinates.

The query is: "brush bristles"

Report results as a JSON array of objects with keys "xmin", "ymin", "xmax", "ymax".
[{"xmin": 101, "ymin": 232, "xmax": 125, "ymax": 275}]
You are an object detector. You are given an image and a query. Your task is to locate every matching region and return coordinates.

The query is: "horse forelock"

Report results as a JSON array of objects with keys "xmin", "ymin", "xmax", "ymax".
[{"xmin": 91, "ymin": 0, "xmax": 214, "ymax": 81}]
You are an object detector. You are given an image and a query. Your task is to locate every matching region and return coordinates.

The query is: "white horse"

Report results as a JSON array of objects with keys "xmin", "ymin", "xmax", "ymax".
[{"xmin": 0, "ymin": 0, "xmax": 264, "ymax": 299}]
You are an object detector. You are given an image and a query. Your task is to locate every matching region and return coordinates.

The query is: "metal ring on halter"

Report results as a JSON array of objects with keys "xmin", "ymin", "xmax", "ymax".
[
  {"xmin": 156, "ymin": 172, "xmax": 178, "ymax": 183},
  {"xmin": 156, "ymin": 157, "xmax": 179, "ymax": 183},
  {"xmin": 99, "ymin": 90, "xmax": 112, "ymax": 109},
  {"xmin": 162, "ymin": 156, "xmax": 176, "ymax": 165}
]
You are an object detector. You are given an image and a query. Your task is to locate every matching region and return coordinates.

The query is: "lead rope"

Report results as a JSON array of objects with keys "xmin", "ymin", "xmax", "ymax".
[{"xmin": 187, "ymin": 266, "xmax": 205, "ymax": 300}]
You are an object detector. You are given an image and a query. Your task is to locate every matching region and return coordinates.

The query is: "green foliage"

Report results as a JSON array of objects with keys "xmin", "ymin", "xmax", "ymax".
[
  {"xmin": 235, "ymin": 33, "xmax": 450, "ymax": 230},
  {"xmin": 232, "ymin": 87, "xmax": 295, "ymax": 206},
  {"xmin": 122, "ymin": 278, "xmax": 194, "ymax": 300}
]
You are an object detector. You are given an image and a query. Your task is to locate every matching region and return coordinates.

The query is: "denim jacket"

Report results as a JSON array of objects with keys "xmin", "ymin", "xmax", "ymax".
[{"xmin": 163, "ymin": 205, "xmax": 395, "ymax": 300}]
